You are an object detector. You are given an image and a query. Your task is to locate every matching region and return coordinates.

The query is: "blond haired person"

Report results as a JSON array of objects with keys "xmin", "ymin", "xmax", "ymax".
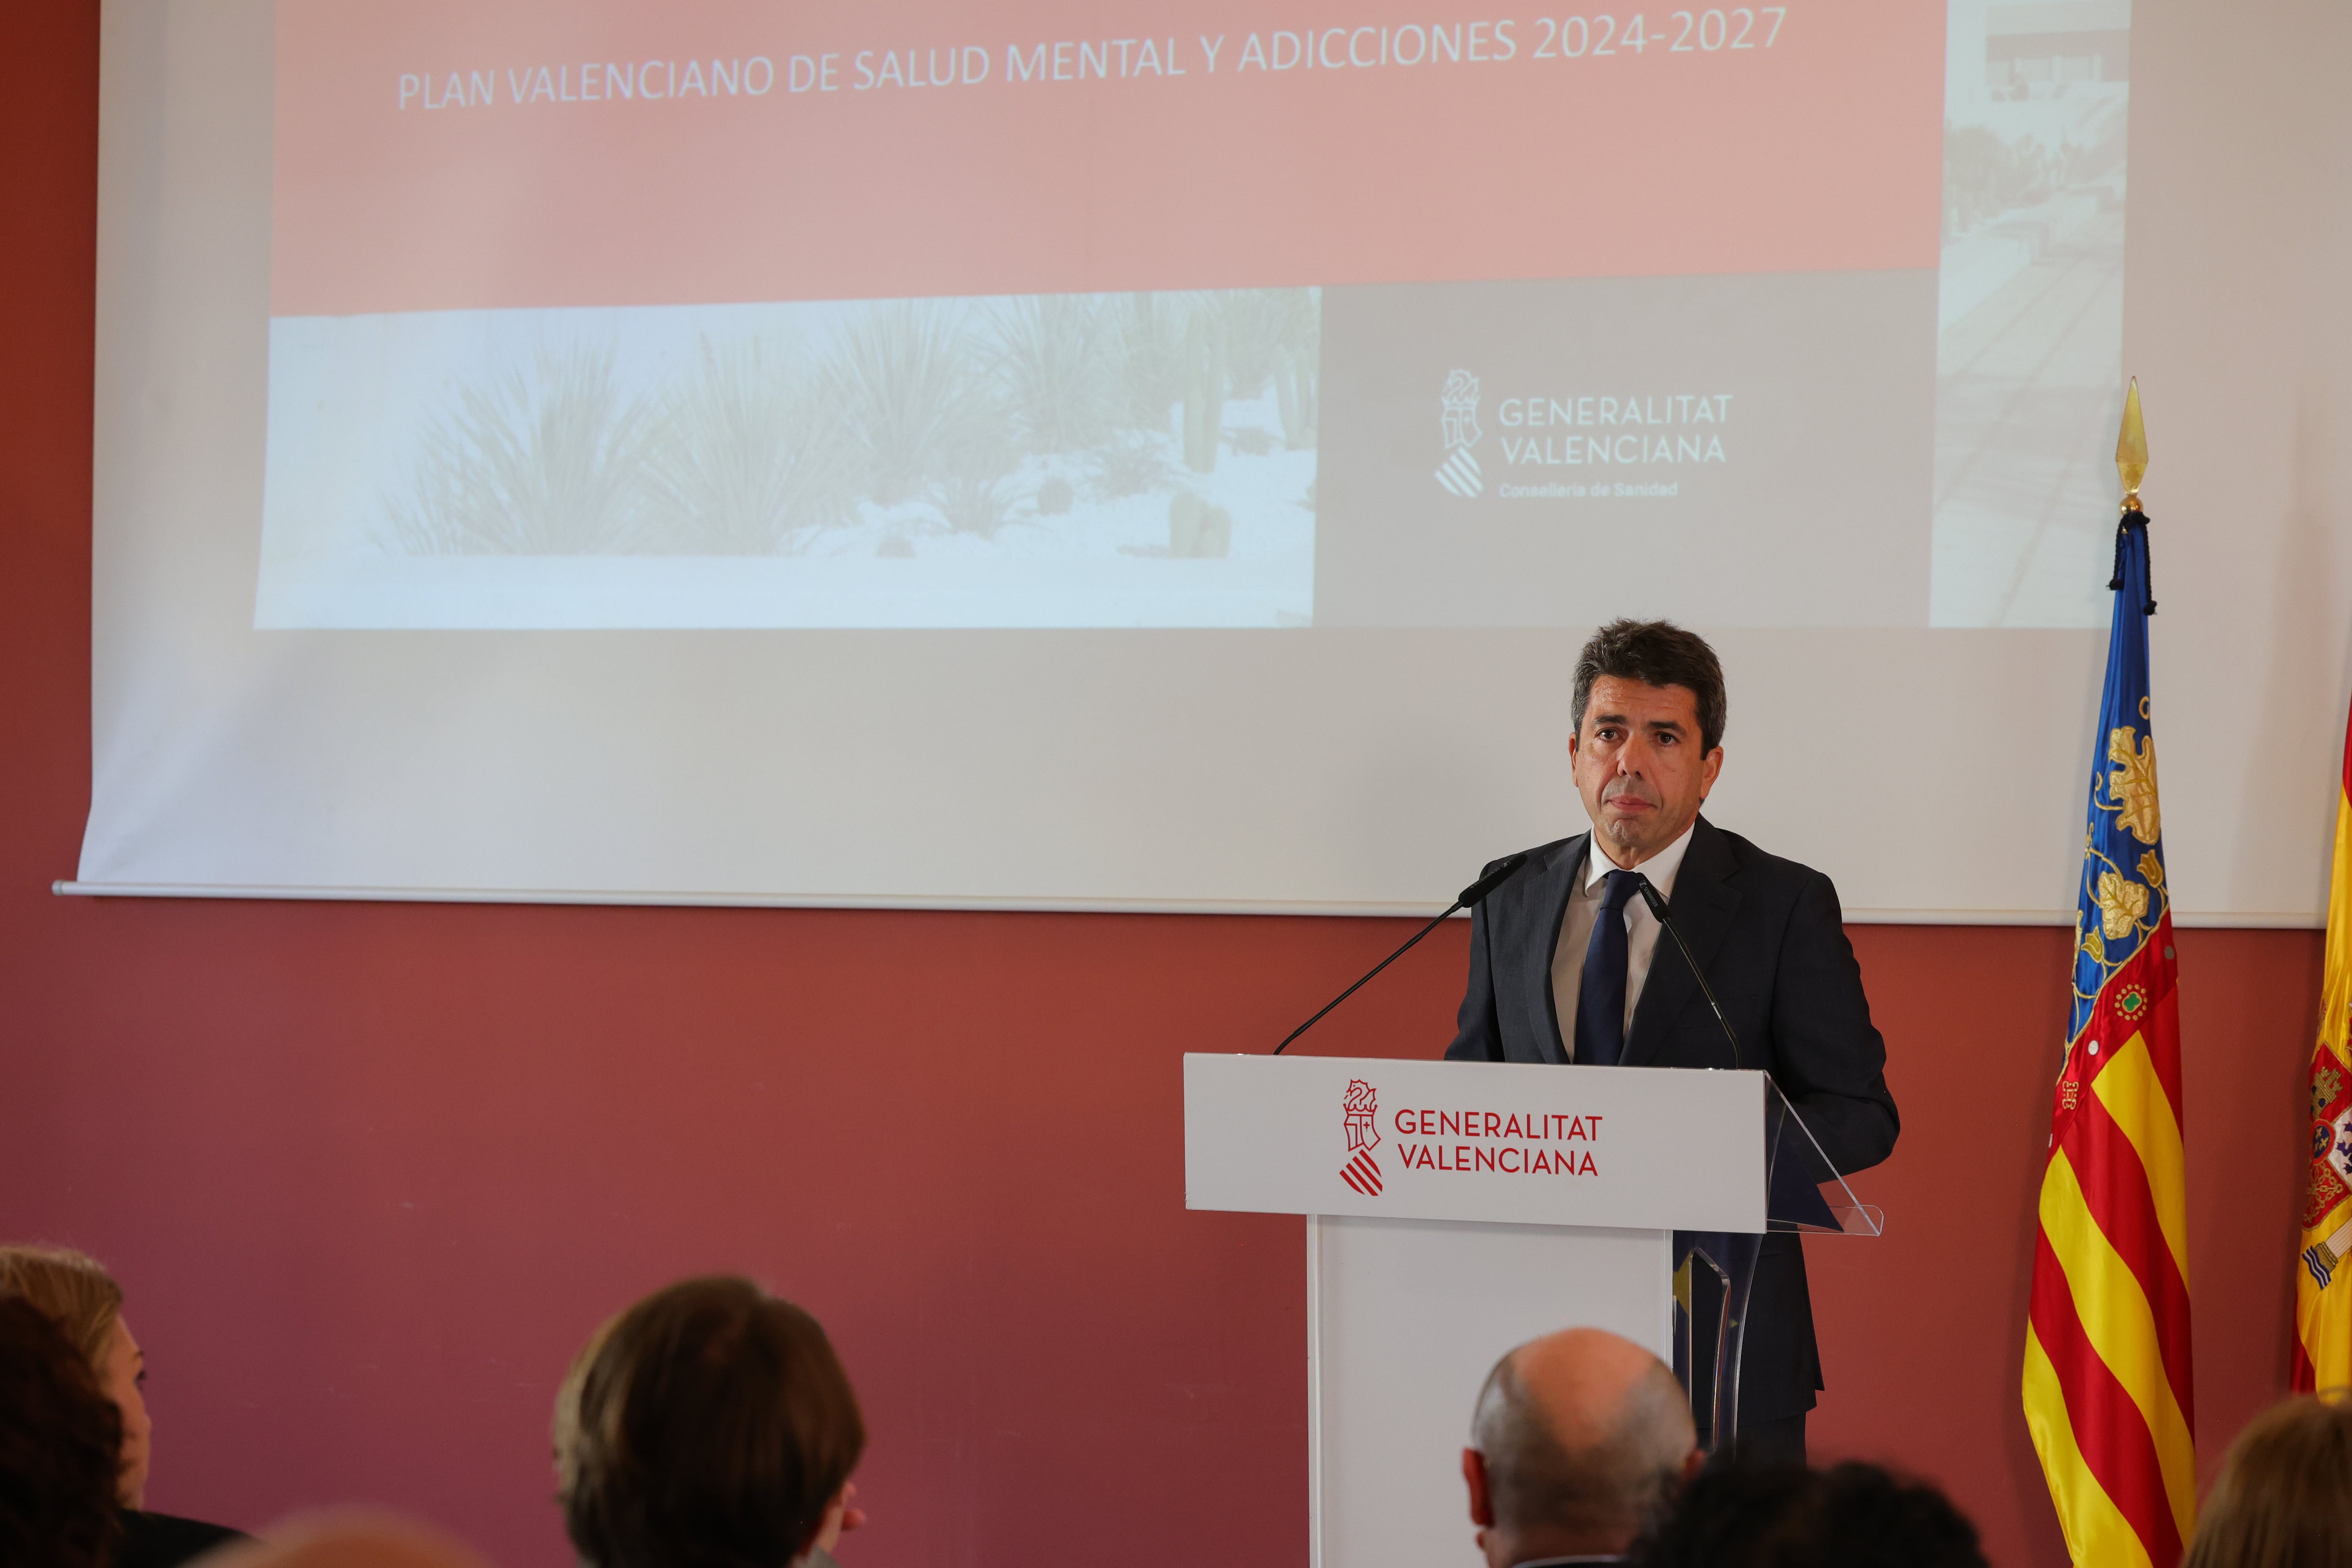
[
  {"xmin": 0, "ymin": 1246, "xmax": 243, "ymax": 1568},
  {"xmin": 2184, "ymin": 1392, "xmax": 2352, "ymax": 1568}
]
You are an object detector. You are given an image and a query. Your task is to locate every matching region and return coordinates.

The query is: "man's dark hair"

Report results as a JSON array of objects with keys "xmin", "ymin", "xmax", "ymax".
[
  {"xmin": 1633, "ymin": 1460, "xmax": 1986, "ymax": 1568},
  {"xmin": 556, "ymin": 1277, "xmax": 866, "ymax": 1568},
  {"xmin": 1571, "ymin": 620, "xmax": 1727, "ymax": 754},
  {"xmin": 0, "ymin": 1295, "xmax": 124, "ymax": 1568}
]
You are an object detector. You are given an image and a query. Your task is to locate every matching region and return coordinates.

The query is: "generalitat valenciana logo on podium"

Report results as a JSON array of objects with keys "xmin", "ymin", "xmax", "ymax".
[
  {"xmin": 1436, "ymin": 370, "xmax": 1484, "ymax": 498},
  {"xmin": 1341, "ymin": 1079, "xmax": 1383, "ymax": 1196}
]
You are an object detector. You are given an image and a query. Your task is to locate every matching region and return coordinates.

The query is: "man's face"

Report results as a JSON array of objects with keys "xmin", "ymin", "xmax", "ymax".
[{"xmin": 1570, "ymin": 676, "xmax": 1723, "ymax": 867}]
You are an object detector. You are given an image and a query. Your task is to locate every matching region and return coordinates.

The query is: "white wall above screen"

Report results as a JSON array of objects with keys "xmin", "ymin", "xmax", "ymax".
[{"xmin": 77, "ymin": 0, "xmax": 2352, "ymax": 922}]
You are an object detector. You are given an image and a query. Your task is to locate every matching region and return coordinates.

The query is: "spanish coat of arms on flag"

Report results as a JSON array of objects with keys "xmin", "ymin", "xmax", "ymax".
[{"xmin": 2292, "ymin": 712, "xmax": 2352, "ymax": 1387}]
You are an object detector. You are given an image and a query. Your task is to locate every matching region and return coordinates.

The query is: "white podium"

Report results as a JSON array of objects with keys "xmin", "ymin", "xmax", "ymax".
[{"xmin": 1184, "ymin": 1053, "xmax": 1769, "ymax": 1568}]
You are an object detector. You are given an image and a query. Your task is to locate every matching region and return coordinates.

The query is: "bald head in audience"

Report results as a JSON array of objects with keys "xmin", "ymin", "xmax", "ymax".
[
  {"xmin": 199, "ymin": 1512, "xmax": 494, "ymax": 1568},
  {"xmin": 1461, "ymin": 1327, "xmax": 1701, "ymax": 1567}
]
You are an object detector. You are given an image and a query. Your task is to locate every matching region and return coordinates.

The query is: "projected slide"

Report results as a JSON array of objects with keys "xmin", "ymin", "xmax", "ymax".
[
  {"xmin": 256, "ymin": 0, "xmax": 2125, "ymax": 630},
  {"xmin": 262, "ymin": 292, "xmax": 1319, "ymax": 629},
  {"xmin": 1932, "ymin": 0, "xmax": 2130, "ymax": 627}
]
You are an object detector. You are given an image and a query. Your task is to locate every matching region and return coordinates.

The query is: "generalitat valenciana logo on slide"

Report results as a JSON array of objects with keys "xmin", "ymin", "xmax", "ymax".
[
  {"xmin": 1341, "ymin": 1079, "xmax": 1383, "ymax": 1196},
  {"xmin": 1435, "ymin": 369, "xmax": 1484, "ymax": 499}
]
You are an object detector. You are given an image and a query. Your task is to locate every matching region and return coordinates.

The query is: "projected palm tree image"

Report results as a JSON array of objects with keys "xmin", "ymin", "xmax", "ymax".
[
  {"xmin": 994, "ymin": 293, "xmax": 1119, "ymax": 457},
  {"xmin": 641, "ymin": 339, "xmax": 860, "ymax": 556},
  {"xmin": 826, "ymin": 300, "xmax": 1003, "ymax": 509},
  {"xmin": 346, "ymin": 287, "xmax": 1319, "ymax": 621},
  {"xmin": 387, "ymin": 343, "xmax": 663, "ymax": 556}
]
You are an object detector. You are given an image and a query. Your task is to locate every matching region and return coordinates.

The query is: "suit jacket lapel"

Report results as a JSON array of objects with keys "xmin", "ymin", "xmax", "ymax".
[
  {"xmin": 1623, "ymin": 816, "xmax": 1741, "ymax": 1067},
  {"xmin": 1506, "ymin": 833, "xmax": 1583, "ymax": 1065}
]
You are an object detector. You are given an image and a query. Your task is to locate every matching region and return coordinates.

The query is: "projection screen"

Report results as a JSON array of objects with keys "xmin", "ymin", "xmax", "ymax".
[{"xmin": 75, "ymin": 0, "xmax": 2352, "ymax": 921}]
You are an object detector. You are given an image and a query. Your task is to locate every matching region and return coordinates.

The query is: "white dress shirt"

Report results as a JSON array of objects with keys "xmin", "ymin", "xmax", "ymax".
[{"xmin": 1549, "ymin": 821, "xmax": 1697, "ymax": 1061}]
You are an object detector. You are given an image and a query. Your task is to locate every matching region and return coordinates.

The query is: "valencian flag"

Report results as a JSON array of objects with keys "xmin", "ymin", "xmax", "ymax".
[
  {"xmin": 2023, "ymin": 497, "xmax": 2197, "ymax": 1567},
  {"xmin": 2291, "ymin": 711, "xmax": 2352, "ymax": 1387}
]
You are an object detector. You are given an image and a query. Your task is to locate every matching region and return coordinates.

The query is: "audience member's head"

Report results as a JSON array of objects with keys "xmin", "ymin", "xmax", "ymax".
[
  {"xmin": 555, "ymin": 1276, "xmax": 866, "ymax": 1568},
  {"xmin": 198, "ymin": 1510, "xmax": 496, "ymax": 1568},
  {"xmin": 2184, "ymin": 1390, "xmax": 2352, "ymax": 1568},
  {"xmin": 1633, "ymin": 1460, "xmax": 1986, "ymax": 1568},
  {"xmin": 0, "ymin": 1245, "xmax": 149, "ymax": 1508},
  {"xmin": 1462, "ymin": 1327, "xmax": 1700, "ymax": 1566},
  {"xmin": 0, "ymin": 1294, "xmax": 125, "ymax": 1568}
]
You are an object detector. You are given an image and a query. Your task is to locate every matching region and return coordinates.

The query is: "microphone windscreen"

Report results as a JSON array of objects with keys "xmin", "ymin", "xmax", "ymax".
[
  {"xmin": 1635, "ymin": 874, "xmax": 1671, "ymax": 921},
  {"xmin": 1456, "ymin": 851, "xmax": 1531, "ymax": 907}
]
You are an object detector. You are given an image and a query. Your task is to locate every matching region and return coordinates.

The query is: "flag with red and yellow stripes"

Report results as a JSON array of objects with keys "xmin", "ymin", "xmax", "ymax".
[
  {"xmin": 2291, "ymin": 710, "xmax": 2352, "ymax": 1389},
  {"xmin": 2024, "ymin": 509, "xmax": 2196, "ymax": 1568}
]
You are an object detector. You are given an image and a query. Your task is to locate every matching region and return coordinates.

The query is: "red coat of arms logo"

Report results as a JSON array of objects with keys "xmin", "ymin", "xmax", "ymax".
[{"xmin": 1341, "ymin": 1080, "xmax": 1383, "ymax": 1196}]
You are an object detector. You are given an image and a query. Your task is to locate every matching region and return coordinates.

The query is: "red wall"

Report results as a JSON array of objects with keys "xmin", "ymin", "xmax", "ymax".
[{"xmin": 0, "ymin": 8, "xmax": 2324, "ymax": 1568}]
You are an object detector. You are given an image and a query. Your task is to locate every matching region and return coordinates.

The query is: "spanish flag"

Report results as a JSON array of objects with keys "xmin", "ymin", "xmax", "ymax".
[
  {"xmin": 2024, "ymin": 509, "xmax": 2196, "ymax": 1568},
  {"xmin": 2291, "ymin": 711, "xmax": 2352, "ymax": 1390}
]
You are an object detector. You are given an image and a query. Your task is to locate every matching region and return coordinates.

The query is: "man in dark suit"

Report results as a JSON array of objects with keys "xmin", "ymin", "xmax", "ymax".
[{"xmin": 1445, "ymin": 619, "xmax": 1899, "ymax": 1463}]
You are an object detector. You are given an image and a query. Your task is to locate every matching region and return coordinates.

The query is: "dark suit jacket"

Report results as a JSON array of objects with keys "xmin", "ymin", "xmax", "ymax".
[
  {"xmin": 116, "ymin": 1510, "xmax": 247, "ymax": 1568},
  {"xmin": 1444, "ymin": 815, "xmax": 1899, "ymax": 1422}
]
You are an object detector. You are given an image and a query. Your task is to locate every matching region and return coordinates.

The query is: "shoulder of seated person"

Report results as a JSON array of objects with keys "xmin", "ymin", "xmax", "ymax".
[{"xmin": 116, "ymin": 1511, "xmax": 250, "ymax": 1568}]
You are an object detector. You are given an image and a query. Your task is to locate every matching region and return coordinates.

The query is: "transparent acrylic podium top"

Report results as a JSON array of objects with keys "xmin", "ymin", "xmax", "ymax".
[
  {"xmin": 1674, "ymin": 1074, "xmax": 1885, "ymax": 1451},
  {"xmin": 1763, "ymin": 1072, "xmax": 1885, "ymax": 1237}
]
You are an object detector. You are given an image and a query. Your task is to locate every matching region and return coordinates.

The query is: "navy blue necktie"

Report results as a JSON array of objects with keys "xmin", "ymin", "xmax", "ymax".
[{"xmin": 1576, "ymin": 869, "xmax": 1643, "ymax": 1066}]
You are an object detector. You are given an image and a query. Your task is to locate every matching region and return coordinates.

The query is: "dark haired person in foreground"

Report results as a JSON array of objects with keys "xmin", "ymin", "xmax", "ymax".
[
  {"xmin": 1633, "ymin": 1461, "xmax": 1986, "ymax": 1568},
  {"xmin": 1445, "ymin": 620, "xmax": 1899, "ymax": 1460},
  {"xmin": 555, "ymin": 1276, "xmax": 867, "ymax": 1568},
  {"xmin": 0, "ymin": 1294, "xmax": 124, "ymax": 1568},
  {"xmin": 1462, "ymin": 1328, "xmax": 1701, "ymax": 1567},
  {"xmin": 2183, "ymin": 1390, "xmax": 2352, "ymax": 1568}
]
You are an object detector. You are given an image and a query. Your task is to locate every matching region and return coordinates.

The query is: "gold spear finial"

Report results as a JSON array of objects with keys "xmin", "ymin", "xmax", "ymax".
[{"xmin": 2116, "ymin": 377, "xmax": 2147, "ymax": 513}]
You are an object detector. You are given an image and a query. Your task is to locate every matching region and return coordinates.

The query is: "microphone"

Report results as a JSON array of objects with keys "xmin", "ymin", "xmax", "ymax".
[
  {"xmin": 1635, "ymin": 876, "xmax": 1843, "ymax": 1229},
  {"xmin": 1455, "ymin": 853, "xmax": 1533, "ymax": 908},
  {"xmin": 1273, "ymin": 852, "xmax": 1531, "ymax": 1055},
  {"xmin": 1633, "ymin": 874, "xmax": 1744, "ymax": 1072}
]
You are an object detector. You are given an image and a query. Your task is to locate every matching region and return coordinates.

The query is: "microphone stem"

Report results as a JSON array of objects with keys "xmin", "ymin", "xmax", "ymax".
[
  {"xmin": 1274, "ymin": 900, "xmax": 1463, "ymax": 1055},
  {"xmin": 1655, "ymin": 915, "xmax": 1743, "ymax": 1073}
]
